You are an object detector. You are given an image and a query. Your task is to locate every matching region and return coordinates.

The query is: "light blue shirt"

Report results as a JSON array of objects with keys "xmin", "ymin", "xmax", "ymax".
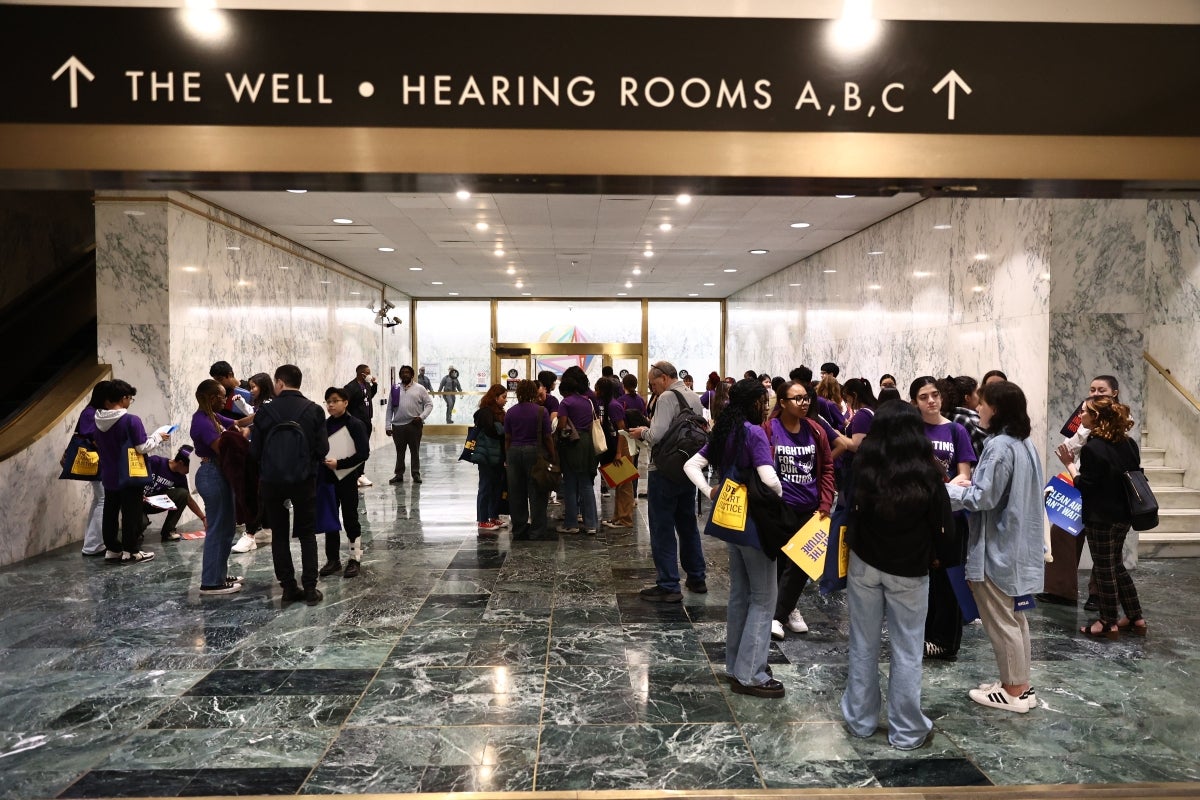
[{"xmin": 946, "ymin": 433, "xmax": 1046, "ymax": 597}]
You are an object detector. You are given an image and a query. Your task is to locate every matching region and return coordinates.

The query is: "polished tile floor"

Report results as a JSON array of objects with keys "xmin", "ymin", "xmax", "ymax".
[{"xmin": 2, "ymin": 435, "xmax": 1200, "ymax": 797}]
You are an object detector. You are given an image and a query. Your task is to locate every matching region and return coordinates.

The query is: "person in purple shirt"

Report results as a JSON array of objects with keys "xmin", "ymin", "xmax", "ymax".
[
  {"xmin": 557, "ymin": 369, "xmax": 601, "ymax": 534},
  {"xmin": 191, "ymin": 379, "xmax": 248, "ymax": 594},
  {"xmin": 910, "ymin": 375, "xmax": 978, "ymax": 661},
  {"xmin": 597, "ymin": 377, "xmax": 634, "ymax": 529},
  {"xmin": 141, "ymin": 447, "xmax": 204, "ymax": 542},
  {"xmin": 92, "ymin": 379, "xmax": 166, "ymax": 564},
  {"xmin": 505, "ymin": 379, "xmax": 557, "ymax": 540},
  {"xmin": 78, "ymin": 380, "xmax": 112, "ymax": 556},
  {"xmin": 836, "ymin": 379, "xmax": 879, "ymax": 504}
]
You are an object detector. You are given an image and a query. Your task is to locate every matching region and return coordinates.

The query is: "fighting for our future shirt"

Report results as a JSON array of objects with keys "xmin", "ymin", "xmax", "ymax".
[
  {"xmin": 923, "ymin": 420, "xmax": 977, "ymax": 480},
  {"xmin": 767, "ymin": 418, "xmax": 820, "ymax": 513}
]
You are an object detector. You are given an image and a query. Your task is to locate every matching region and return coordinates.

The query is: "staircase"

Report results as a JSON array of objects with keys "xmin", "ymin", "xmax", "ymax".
[{"xmin": 1138, "ymin": 433, "xmax": 1200, "ymax": 558}]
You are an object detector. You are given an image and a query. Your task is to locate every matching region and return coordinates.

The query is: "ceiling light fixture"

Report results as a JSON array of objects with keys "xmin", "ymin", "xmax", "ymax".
[
  {"xmin": 286, "ymin": 189, "xmax": 307, "ymax": 194},
  {"xmin": 431, "ymin": 281, "xmax": 443, "ymax": 285},
  {"xmin": 790, "ymin": 283, "xmax": 801, "ymax": 287},
  {"xmin": 676, "ymin": 194, "xmax": 692, "ymax": 205},
  {"xmin": 835, "ymin": 194, "xmax": 856, "ymax": 199},
  {"xmin": 475, "ymin": 222, "xmax": 489, "ymax": 231},
  {"xmin": 659, "ymin": 222, "xmax": 672, "ymax": 231},
  {"xmin": 632, "ymin": 267, "xmax": 642, "ymax": 275},
  {"xmin": 279, "ymin": 266, "xmax": 289, "ymax": 270},
  {"xmin": 765, "ymin": 293, "xmax": 773, "ymax": 297},
  {"xmin": 522, "ymin": 292, "xmax": 531, "ymax": 296},
  {"xmin": 506, "ymin": 267, "xmax": 515, "ymax": 275},
  {"xmin": 868, "ymin": 250, "xmax": 884, "ymax": 256},
  {"xmin": 933, "ymin": 223, "xmax": 952, "ymax": 230},
  {"xmin": 456, "ymin": 190, "xmax": 471, "ymax": 200},
  {"xmin": 617, "ymin": 292, "xmax": 628, "ymax": 296},
  {"xmin": 181, "ymin": 266, "xmax": 199, "ymax": 273},
  {"xmin": 643, "ymin": 249, "xmax": 654, "ymax": 258},
  {"xmin": 687, "ymin": 292, "xmax": 699, "ymax": 296},
  {"xmin": 790, "ymin": 222, "xmax": 811, "ymax": 228},
  {"xmin": 972, "ymin": 285, "xmax": 985, "ymax": 292},
  {"xmin": 349, "ymin": 291, "xmax": 361, "ymax": 295},
  {"xmin": 333, "ymin": 218, "xmax": 353, "ymax": 224},
  {"xmin": 867, "ymin": 284, "xmax": 882, "ymax": 290},
  {"xmin": 319, "ymin": 280, "xmax": 331, "ymax": 285},
  {"xmin": 824, "ymin": 269, "xmax": 837, "ymax": 274},
  {"xmin": 409, "ymin": 267, "xmax": 423, "ymax": 271},
  {"xmin": 703, "ymin": 282, "xmax": 715, "ymax": 287},
  {"xmin": 448, "ymin": 291, "xmax": 460, "ymax": 296},
  {"xmin": 378, "ymin": 247, "xmax": 395, "ymax": 252},
  {"xmin": 515, "ymin": 281, "xmax": 524, "ymax": 288},
  {"xmin": 974, "ymin": 253, "xmax": 988, "ymax": 260},
  {"xmin": 494, "ymin": 248, "xmax": 505, "ymax": 257},
  {"xmin": 624, "ymin": 281, "xmax": 633, "ymax": 288},
  {"xmin": 749, "ymin": 249, "xmax": 768, "ymax": 255},
  {"xmin": 914, "ymin": 270, "xmax": 932, "ymax": 277},
  {"xmin": 724, "ymin": 268, "xmax": 737, "ymax": 273},
  {"xmin": 225, "ymin": 246, "xmax": 240, "ymax": 251},
  {"xmin": 237, "ymin": 280, "xmax": 250, "ymax": 287}
]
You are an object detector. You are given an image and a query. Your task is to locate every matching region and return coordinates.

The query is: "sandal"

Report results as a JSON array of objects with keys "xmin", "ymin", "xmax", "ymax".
[
  {"xmin": 1079, "ymin": 620, "xmax": 1118, "ymax": 640},
  {"xmin": 1117, "ymin": 617, "xmax": 1148, "ymax": 637}
]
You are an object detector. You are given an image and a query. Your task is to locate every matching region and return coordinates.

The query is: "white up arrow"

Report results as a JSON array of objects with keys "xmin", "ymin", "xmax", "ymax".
[
  {"xmin": 51, "ymin": 56, "xmax": 95, "ymax": 109},
  {"xmin": 932, "ymin": 69, "xmax": 972, "ymax": 121}
]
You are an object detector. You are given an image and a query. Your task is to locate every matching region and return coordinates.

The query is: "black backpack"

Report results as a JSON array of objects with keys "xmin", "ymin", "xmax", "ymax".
[
  {"xmin": 653, "ymin": 389, "xmax": 709, "ymax": 484},
  {"xmin": 259, "ymin": 413, "xmax": 311, "ymax": 484}
]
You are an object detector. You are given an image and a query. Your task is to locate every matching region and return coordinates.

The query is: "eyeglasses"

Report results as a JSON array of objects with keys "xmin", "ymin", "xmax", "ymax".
[{"xmin": 786, "ymin": 396, "xmax": 811, "ymax": 404}]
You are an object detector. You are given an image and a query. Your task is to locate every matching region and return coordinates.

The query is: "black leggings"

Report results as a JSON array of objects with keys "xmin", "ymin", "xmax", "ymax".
[{"xmin": 102, "ymin": 486, "xmax": 145, "ymax": 553}]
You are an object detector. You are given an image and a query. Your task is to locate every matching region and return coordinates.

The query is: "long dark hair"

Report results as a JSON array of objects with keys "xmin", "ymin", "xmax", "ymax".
[
  {"xmin": 709, "ymin": 380, "xmax": 730, "ymax": 421},
  {"xmin": 88, "ymin": 380, "xmax": 112, "ymax": 410},
  {"xmin": 842, "ymin": 377, "xmax": 877, "ymax": 410},
  {"xmin": 980, "ymin": 380, "xmax": 1031, "ymax": 440},
  {"xmin": 247, "ymin": 372, "xmax": 275, "ymax": 408},
  {"xmin": 853, "ymin": 402, "xmax": 944, "ymax": 519},
  {"xmin": 707, "ymin": 379, "xmax": 766, "ymax": 470}
]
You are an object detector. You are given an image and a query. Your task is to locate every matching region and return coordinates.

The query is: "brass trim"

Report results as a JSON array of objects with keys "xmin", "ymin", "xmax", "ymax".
[
  {"xmin": 5, "ymin": 125, "xmax": 1200, "ymax": 180},
  {"xmin": 0, "ymin": 362, "xmax": 111, "ymax": 463},
  {"xmin": 720, "ymin": 298, "xmax": 728, "ymax": 378},
  {"xmin": 1145, "ymin": 351, "xmax": 1200, "ymax": 415}
]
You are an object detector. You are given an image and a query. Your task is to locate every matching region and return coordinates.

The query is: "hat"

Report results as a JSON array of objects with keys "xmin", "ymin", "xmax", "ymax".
[{"xmin": 174, "ymin": 445, "xmax": 193, "ymax": 463}]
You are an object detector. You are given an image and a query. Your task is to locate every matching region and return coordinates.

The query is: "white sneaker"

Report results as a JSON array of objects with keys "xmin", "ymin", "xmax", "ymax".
[
  {"xmin": 122, "ymin": 550, "xmax": 155, "ymax": 564},
  {"xmin": 357, "ymin": 475, "xmax": 373, "ymax": 487},
  {"xmin": 968, "ymin": 685, "xmax": 1029, "ymax": 713},
  {"xmin": 770, "ymin": 619, "xmax": 785, "ymax": 641},
  {"xmin": 252, "ymin": 529, "xmax": 272, "ymax": 544},
  {"xmin": 977, "ymin": 680, "xmax": 1037, "ymax": 704},
  {"xmin": 786, "ymin": 609, "xmax": 809, "ymax": 634},
  {"xmin": 231, "ymin": 533, "xmax": 257, "ymax": 553}
]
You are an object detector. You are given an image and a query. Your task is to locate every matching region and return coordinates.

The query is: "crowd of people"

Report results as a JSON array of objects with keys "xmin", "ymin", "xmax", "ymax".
[{"xmin": 67, "ymin": 355, "xmax": 1149, "ymax": 749}]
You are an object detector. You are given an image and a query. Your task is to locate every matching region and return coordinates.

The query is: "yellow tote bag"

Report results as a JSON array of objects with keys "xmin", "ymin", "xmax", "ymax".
[
  {"xmin": 711, "ymin": 479, "xmax": 749, "ymax": 532},
  {"xmin": 781, "ymin": 512, "xmax": 832, "ymax": 581},
  {"xmin": 126, "ymin": 447, "xmax": 149, "ymax": 479},
  {"xmin": 71, "ymin": 446, "xmax": 101, "ymax": 477}
]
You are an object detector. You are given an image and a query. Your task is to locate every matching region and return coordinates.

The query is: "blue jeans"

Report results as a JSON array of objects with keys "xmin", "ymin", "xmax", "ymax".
[
  {"xmin": 841, "ymin": 552, "xmax": 932, "ymax": 750},
  {"xmin": 726, "ymin": 542, "xmax": 778, "ymax": 686},
  {"xmin": 646, "ymin": 471, "xmax": 706, "ymax": 592},
  {"xmin": 476, "ymin": 463, "xmax": 505, "ymax": 523},
  {"xmin": 562, "ymin": 470, "xmax": 597, "ymax": 531},
  {"xmin": 196, "ymin": 461, "xmax": 235, "ymax": 587}
]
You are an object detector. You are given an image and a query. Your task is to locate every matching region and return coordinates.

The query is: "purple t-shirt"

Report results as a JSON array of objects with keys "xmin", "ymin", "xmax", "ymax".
[
  {"xmin": 837, "ymin": 407, "xmax": 875, "ymax": 471},
  {"xmin": 817, "ymin": 396, "xmax": 846, "ymax": 432},
  {"xmin": 924, "ymin": 420, "xmax": 977, "ymax": 480},
  {"xmin": 815, "ymin": 416, "xmax": 839, "ymax": 445},
  {"xmin": 144, "ymin": 455, "xmax": 188, "ymax": 499},
  {"xmin": 78, "ymin": 406, "xmax": 98, "ymax": 437},
  {"xmin": 768, "ymin": 418, "xmax": 820, "ymax": 513},
  {"xmin": 95, "ymin": 413, "xmax": 148, "ymax": 491},
  {"xmin": 504, "ymin": 401, "xmax": 550, "ymax": 447},
  {"xmin": 700, "ymin": 389, "xmax": 714, "ymax": 409},
  {"xmin": 604, "ymin": 399, "xmax": 626, "ymax": 428},
  {"xmin": 559, "ymin": 394, "xmax": 597, "ymax": 432},
  {"xmin": 618, "ymin": 393, "xmax": 648, "ymax": 415},
  {"xmin": 190, "ymin": 410, "xmax": 236, "ymax": 459},
  {"xmin": 542, "ymin": 394, "xmax": 560, "ymax": 415},
  {"xmin": 698, "ymin": 421, "xmax": 774, "ymax": 476}
]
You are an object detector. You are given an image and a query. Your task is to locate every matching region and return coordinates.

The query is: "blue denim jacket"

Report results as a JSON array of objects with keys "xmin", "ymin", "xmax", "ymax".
[{"xmin": 946, "ymin": 433, "xmax": 1045, "ymax": 597}]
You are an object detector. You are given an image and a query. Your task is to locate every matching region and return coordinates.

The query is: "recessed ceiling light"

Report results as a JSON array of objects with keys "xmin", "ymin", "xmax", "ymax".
[
  {"xmin": 867, "ymin": 284, "xmax": 882, "ymax": 290},
  {"xmin": 409, "ymin": 267, "xmax": 423, "ymax": 271},
  {"xmin": 494, "ymin": 249, "xmax": 505, "ymax": 257},
  {"xmin": 456, "ymin": 190, "xmax": 471, "ymax": 200},
  {"xmin": 868, "ymin": 250, "xmax": 884, "ymax": 256},
  {"xmin": 378, "ymin": 247, "xmax": 395, "ymax": 252},
  {"xmin": 333, "ymin": 218, "xmax": 353, "ymax": 224},
  {"xmin": 624, "ymin": 281, "xmax": 633, "ymax": 288},
  {"xmin": 181, "ymin": 266, "xmax": 199, "ymax": 273},
  {"xmin": 515, "ymin": 281, "xmax": 524, "ymax": 288},
  {"xmin": 279, "ymin": 265, "xmax": 289, "ymax": 270},
  {"xmin": 431, "ymin": 281, "xmax": 444, "ymax": 285},
  {"xmin": 237, "ymin": 280, "xmax": 250, "ymax": 287},
  {"xmin": 972, "ymin": 285, "xmax": 984, "ymax": 292},
  {"xmin": 823, "ymin": 269, "xmax": 837, "ymax": 274},
  {"xmin": 723, "ymin": 268, "xmax": 737, "ymax": 273},
  {"xmin": 749, "ymin": 249, "xmax": 768, "ymax": 255},
  {"xmin": 687, "ymin": 292, "xmax": 699, "ymax": 296},
  {"xmin": 913, "ymin": 271, "xmax": 932, "ymax": 277},
  {"xmin": 286, "ymin": 189, "xmax": 307, "ymax": 194},
  {"xmin": 789, "ymin": 283, "xmax": 801, "ymax": 287},
  {"xmin": 319, "ymin": 280, "xmax": 331, "ymax": 285},
  {"xmin": 933, "ymin": 224, "xmax": 952, "ymax": 230},
  {"xmin": 835, "ymin": 194, "xmax": 856, "ymax": 199},
  {"xmin": 659, "ymin": 222, "xmax": 672, "ymax": 231},
  {"xmin": 617, "ymin": 292, "xmax": 628, "ymax": 296},
  {"xmin": 974, "ymin": 253, "xmax": 988, "ymax": 260},
  {"xmin": 765, "ymin": 293, "xmax": 773, "ymax": 297},
  {"xmin": 703, "ymin": 282, "xmax": 715, "ymax": 286},
  {"xmin": 676, "ymin": 194, "xmax": 692, "ymax": 205},
  {"xmin": 349, "ymin": 290, "xmax": 361, "ymax": 295},
  {"xmin": 506, "ymin": 267, "xmax": 515, "ymax": 275},
  {"xmin": 475, "ymin": 222, "xmax": 489, "ymax": 231},
  {"xmin": 448, "ymin": 291, "xmax": 459, "ymax": 296},
  {"xmin": 521, "ymin": 292, "xmax": 531, "ymax": 296},
  {"xmin": 632, "ymin": 267, "xmax": 642, "ymax": 275},
  {"xmin": 790, "ymin": 222, "xmax": 811, "ymax": 228},
  {"xmin": 226, "ymin": 246, "xmax": 240, "ymax": 251},
  {"xmin": 643, "ymin": 250, "xmax": 654, "ymax": 258}
]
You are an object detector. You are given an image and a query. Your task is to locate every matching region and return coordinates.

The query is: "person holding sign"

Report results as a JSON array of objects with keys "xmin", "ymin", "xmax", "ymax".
[
  {"xmin": 318, "ymin": 387, "xmax": 370, "ymax": 578},
  {"xmin": 683, "ymin": 379, "xmax": 785, "ymax": 699},
  {"xmin": 841, "ymin": 402, "xmax": 955, "ymax": 750},
  {"xmin": 946, "ymin": 381, "xmax": 1045, "ymax": 714},
  {"xmin": 766, "ymin": 381, "xmax": 835, "ymax": 640}
]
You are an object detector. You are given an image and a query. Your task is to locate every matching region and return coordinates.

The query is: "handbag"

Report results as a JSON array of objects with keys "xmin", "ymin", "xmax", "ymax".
[
  {"xmin": 556, "ymin": 411, "xmax": 580, "ymax": 444},
  {"xmin": 1121, "ymin": 439, "xmax": 1159, "ymax": 531},
  {"xmin": 531, "ymin": 450, "xmax": 562, "ymax": 493},
  {"xmin": 703, "ymin": 469, "xmax": 763, "ymax": 550},
  {"xmin": 316, "ymin": 480, "xmax": 340, "ymax": 532},
  {"xmin": 459, "ymin": 426, "xmax": 479, "ymax": 462},
  {"xmin": 590, "ymin": 410, "xmax": 608, "ymax": 456},
  {"xmin": 59, "ymin": 431, "xmax": 100, "ymax": 481},
  {"xmin": 600, "ymin": 456, "xmax": 638, "ymax": 488},
  {"xmin": 818, "ymin": 502, "xmax": 850, "ymax": 595},
  {"xmin": 117, "ymin": 430, "xmax": 152, "ymax": 489}
]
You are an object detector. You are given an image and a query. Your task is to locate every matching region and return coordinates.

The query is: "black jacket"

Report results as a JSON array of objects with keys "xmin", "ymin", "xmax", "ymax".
[
  {"xmin": 250, "ymin": 389, "xmax": 329, "ymax": 481},
  {"xmin": 848, "ymin": 488, "xmax": 956, "ymax": 578},
  {"xmin": 343, "ymin": 379, "xmax": 378, "ymax": 431},
  {"xmin": 1075, "ymin": 436, "xmax": 1139, "ymax": 525}
]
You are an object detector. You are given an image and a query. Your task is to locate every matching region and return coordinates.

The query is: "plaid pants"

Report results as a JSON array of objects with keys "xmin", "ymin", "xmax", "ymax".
[{"xmin": 1084, "ymin": 520, "xmax": 1143, "ymax": 624}]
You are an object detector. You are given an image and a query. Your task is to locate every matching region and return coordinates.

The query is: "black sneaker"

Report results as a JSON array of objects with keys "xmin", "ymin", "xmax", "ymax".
[
  {"xmin": 281, "ymin": 585, "xmax": 305, "ymax": 602},
  {"xmin": 319, "ymin": 560, "xmax": 343, "ymax": 577},
  {"xmin": 1084, "ymin": 594, "xmax": 1100, "ymax": 612},
  {"xmin": 200, "ymin": 578, "xmax": 243, "ymax": 595},
  {"xmin": 730, "ymin": 678, "xmax": 785, "ymax": 699},
  {"xmin": 343, "ymin": 560, "xmax": 360, "ymax": 578},
  {"xmin": 685, "ymin": 578, "xmax": 708, "ymax": 594},
  {"xmin": 412, "ymin": 474, "xmax": 423, "ymax": 484},
  {"xmin": 923, "ymin": 641, "xmax": 958, "ymax": 662},
  {"xmin": 1034, "ymin": 592, "xmax": 1075, "ymax": 606},
  {"xmin": 304, "ymin": 587, "xmax": 324, "ymax": 605},
  {"xmin": 389, "ymin": 475, "xmax": 404, "ymax": 484},
  {"xmin": 639, "ymin": 585, "xmax": 683, "ymax": 603}
]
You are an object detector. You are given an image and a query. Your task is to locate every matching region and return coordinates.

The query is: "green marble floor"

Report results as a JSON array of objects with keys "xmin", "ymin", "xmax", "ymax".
[{"xmin": 1, "ymin": 435, "xmax": 1198, "ymax": 797}]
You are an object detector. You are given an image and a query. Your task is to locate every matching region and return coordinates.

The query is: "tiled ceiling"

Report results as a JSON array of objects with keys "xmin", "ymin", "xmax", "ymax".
[{"xmin": 194, "ymin": 191, "xmax": 922, "ymax": 299}]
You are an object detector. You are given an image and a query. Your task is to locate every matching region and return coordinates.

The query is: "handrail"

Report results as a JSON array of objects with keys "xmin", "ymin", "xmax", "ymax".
[
  {"xmin": 1144, "ymin": 351, "xmax": 1200, "ymax": 415},
  {"xmin": 0, "ymin": 360, "xmax": 111, "ymax": 463}
]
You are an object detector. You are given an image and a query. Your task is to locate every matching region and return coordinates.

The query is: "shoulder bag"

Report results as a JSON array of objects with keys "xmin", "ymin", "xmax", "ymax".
[
  {"xmin": 1121, "ymin": 438, "xmax": 1159, "ymax": 531},
  {"xmin": 59, "ymin": 422, "xmax": 101, "ymax": 481}
]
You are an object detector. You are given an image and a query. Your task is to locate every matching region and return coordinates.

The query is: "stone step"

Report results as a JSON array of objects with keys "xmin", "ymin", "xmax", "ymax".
[
  {"xmin": 1145, "ymin": 466, "xmax": 1186, "ymax": 487},
  {"xmin": 1148, "ymin": 509, "xmax": 1200, "ymax": 533},
  {"xmin": 1153, "ymin": 486, "xmax": 1200, "ymax": 509},
  {"xmin": 1139, "ymin": 532, "xmax": 1200, "ymax": 559},
  {"xmin": 1140, "ymin": 447, "xmax": 1166, "ymax": 467}
]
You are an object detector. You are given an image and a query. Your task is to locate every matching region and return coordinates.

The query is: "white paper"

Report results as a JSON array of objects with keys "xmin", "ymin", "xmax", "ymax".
[
  {"xmin": 153, "ymin": 424, "xmax": 178, "ymax": 438},
  {"xmin": 327, "ymin": 426, "xmax": 359, "ymax": 481},
  {"xmin": 146, "ymin": 494, "xmax": 177, "ymax": 511},
  {"xmin": 619, "ymin": 430, "xmax": 639, "ymax": 457}
]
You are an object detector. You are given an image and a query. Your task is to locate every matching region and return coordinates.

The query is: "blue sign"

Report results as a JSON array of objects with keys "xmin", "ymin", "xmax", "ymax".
[{"xmin": 1044, "ymin": 473, "xmax": 1084, "ymax": 536}]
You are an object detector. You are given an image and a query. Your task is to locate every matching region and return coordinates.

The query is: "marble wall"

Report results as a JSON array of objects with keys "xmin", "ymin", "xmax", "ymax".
[
  {"xmin": 726, "ymin": 197, "xmax": 1054, "ymax": 455},
  {"xmin": 0, "ymin": 192, "xmax": 409, "ymax": 566}
]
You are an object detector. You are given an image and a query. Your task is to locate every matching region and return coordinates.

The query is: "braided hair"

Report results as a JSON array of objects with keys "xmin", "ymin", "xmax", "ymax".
[{"xmin": 706, "ymin": 378, "xmax": 767, "ymax": 470}]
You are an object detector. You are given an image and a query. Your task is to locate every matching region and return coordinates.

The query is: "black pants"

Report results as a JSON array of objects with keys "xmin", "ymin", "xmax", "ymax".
[
  {"xmin": 103, "ymin": 486, "xmax": 145, "ymax": 553},
  {"xmin": 324, "ymin": 468, "xmax": 363, "ymax": 561},
  {"xmin": 143, "ymin": 486, "xmax": 191, "ymax": 538},
  {"xmin": 925, "ymin": 515, "xmax": 970, "ymax": 653},
  {"xmin": 260, "ymin": 478, "xmax": 318, "ymax": 590},
  {"xmin": 775, "ymin": 560, "xmax": 810, "ymax": 623},
  {"xmin": 391, "ymin": 422, "xmax": 423, "ymax": 477}
]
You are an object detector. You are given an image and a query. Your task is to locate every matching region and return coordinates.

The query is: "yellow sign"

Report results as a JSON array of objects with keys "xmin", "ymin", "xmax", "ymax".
[
  {"xmin": 70, "ymin": 446, "xmax": 100, "ymax": 477},
  {"xmin": 711, "ymin": 479, "xmax": 748, "ymax": 532},
  {"xmin": 126, "ymin": 448, "xmax": 149, "ymax": 478},
  {"xmin": 782, "ymin": 513, "xmax": 832, "ymax": 581}
]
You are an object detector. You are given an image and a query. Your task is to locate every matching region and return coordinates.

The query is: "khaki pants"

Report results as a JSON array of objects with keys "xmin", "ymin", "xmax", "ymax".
[{"xmin": 969, "ymin": 577, "xmax": 1031, "ymax": 686}]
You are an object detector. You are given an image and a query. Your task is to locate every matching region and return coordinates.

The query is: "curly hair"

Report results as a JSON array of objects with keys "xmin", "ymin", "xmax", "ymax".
[
  {"xmin": 706, "ymin": 379, "xmax": 766, "ymax": 470},
  {"xmin": 1086, "ymin": 395, "xmax": 1134, "ymax": 443},
  {"xmin": 479, "ymin": 383, "xmax": 507, "ymax": 421},
  {"xmin": 515, "ymin": 379, "xmax": 538, "ymax": 405}
]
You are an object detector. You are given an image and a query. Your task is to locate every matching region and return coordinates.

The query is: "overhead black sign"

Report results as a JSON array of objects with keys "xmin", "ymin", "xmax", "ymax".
[{"xmin": 2, "ymin": 7, "xmax": 1199, "ymax": 135}]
